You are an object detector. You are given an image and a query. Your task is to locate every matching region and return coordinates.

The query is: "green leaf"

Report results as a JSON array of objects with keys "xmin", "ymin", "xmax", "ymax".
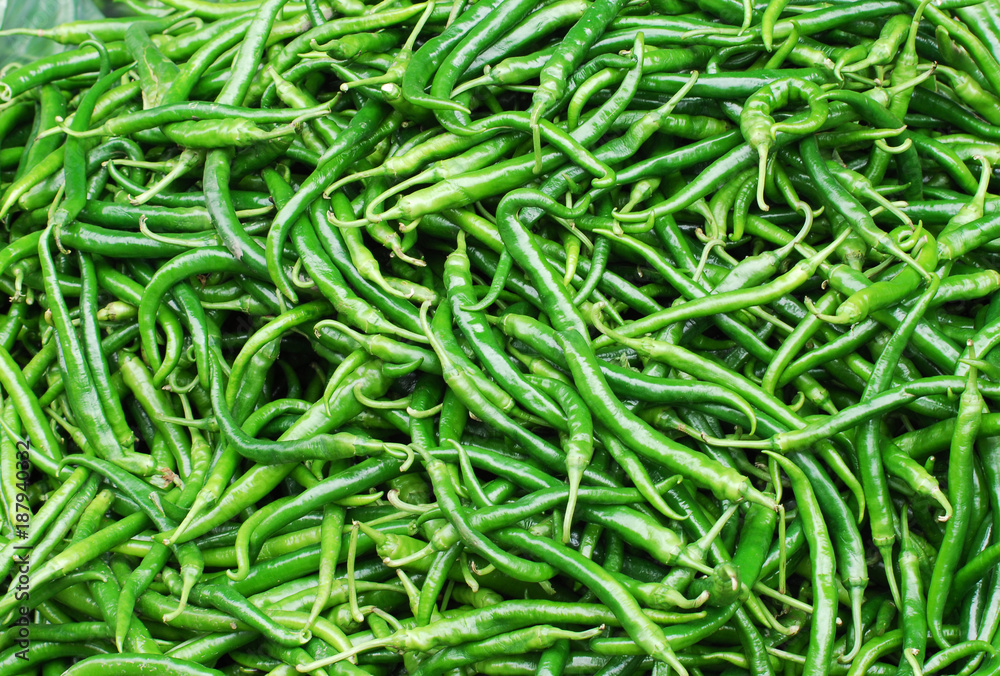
[{"xmin": 0, "ymin": 0, "xmax": 105, "ymax": 68}]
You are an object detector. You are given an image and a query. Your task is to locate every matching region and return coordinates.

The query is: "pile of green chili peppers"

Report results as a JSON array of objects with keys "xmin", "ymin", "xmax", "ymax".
[{"xmin": 0, "ymin": 0, "xmax": 999, "ymax": 672}]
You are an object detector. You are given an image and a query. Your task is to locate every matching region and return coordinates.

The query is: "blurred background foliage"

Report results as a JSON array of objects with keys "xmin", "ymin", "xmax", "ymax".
[{"xmin": 0, "ymin": 0, "xmax": 139, "ymax": 68}]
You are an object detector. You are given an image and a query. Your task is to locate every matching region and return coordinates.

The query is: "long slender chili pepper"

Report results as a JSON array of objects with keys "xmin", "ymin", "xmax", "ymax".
[
  {"xmin": 765, "ymin": 452, "xmax": 836, "ymax": 676},
  {"xmin": 927, "ymin": 353, "xmax": 984, "ymax": 648}
]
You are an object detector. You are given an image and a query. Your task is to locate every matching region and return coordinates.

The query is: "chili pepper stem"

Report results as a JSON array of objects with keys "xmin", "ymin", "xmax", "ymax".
[
  {"xmin": 391, "ymin": 241, "xmax": 425, "ymax": 267},
  {"xmin": 130, "ymin": 149, "xmax": 203, "ymax": 206},
  {"xmin": 756, "ymin": 143, "xmax": 771, "ymax": 212},
  {"xmin": 297, "ymin": 636, "xmax": 394, "ymax": 671},
  {"xmin": 752, "ymin": 595, "xmax": 798, "ymax": 635},
  {"xmin": 838, "ymin": 586, "xmax": 866, "ymax": 663},
  {"xmin": 326, "ymin": 208, "xmax": 370, "ymax": 228},
  {"xmin": 385, "ymin": 543, "xmax": 434, "ymax": 568},
  {"xmin": 754, "ymin": 581, "xmax": 814, "ymax": 614},
  {"xmin": 903, "ymin": 648, "xmax": 923, "ymax": 675},
  {"xmin": 932, "ymin": 488, "xmax": 953, "ymax": 522}
]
